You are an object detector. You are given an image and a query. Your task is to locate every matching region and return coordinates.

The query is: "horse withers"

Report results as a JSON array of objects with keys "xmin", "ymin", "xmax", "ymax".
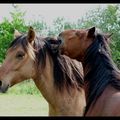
[{"xmin": 0, "ymin": 27, "xmax": 86, "ymax": 116}]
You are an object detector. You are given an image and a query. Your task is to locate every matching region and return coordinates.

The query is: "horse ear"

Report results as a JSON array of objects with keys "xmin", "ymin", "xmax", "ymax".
[
  {"xmin": 27, "ymin": 26, "xmax": 35, "ymax": 43},
  {"xmin": 14, "ymin": 29, "xmax": 21, "ymax": 39},
  {"xmin": 87, "ymin": 27, "xmax": 95, "ymax": 38},
  {"xmin": 105, "ymin": 33, "xmax": 113, "ymax": 39},
  {"xmin": 104, "ymin": 33, "xmax": 113, "ymax": 43}
]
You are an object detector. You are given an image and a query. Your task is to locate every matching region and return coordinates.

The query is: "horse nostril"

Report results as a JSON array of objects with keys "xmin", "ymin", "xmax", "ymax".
[{"xmin": 0, "ymin": 81, "xmax": 2, "ymax": 87}]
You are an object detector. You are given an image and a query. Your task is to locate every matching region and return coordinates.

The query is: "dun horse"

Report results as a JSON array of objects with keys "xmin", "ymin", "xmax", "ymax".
[
  {"xmin": 0, "ymin": 27, "xmax": 86, "ymax": 116},
  {"xmin": 58, "ymin": 27, "xmax": 120, "ymax": 116}
]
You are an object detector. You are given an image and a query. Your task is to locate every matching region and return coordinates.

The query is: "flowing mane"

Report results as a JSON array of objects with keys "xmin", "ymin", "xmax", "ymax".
[
  {"xmin": 9, "ymin": 35, "xmax": 84, "ymax": 92},
  {"xmin": 83, "ymin": 32, "xmax": 120, "ymax": 114}
]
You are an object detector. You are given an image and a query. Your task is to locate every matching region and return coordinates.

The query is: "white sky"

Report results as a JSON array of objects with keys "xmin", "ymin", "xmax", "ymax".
[{"xmin": 0, "ymin": 4, "xmax": 117, "ymax": 26}]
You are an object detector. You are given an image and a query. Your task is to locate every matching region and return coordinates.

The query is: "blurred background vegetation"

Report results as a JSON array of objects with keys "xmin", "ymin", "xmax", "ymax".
[{"xmin": 0, "ymin": 4, "xmax": 120, "ymax": 95}]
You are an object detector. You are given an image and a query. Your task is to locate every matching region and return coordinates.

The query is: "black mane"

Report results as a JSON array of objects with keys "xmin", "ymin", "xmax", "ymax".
[
  {"xmin": 83, "ymin": 33, "xmax": 120, "ymax": 115},
  {"xmin": 9, "ymin": 35, "xmax": 84, "ymax": 92},
  {"xmin": 34, "ymin": 37, "xmax": 84, "ymax": 92}
]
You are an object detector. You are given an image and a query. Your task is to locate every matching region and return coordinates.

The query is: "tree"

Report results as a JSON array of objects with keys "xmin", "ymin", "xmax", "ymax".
[
  {"xmin": 0, "ymin": 5, "xmax": 27, "ymax": 63},
  {"xmin": 47, "ymin": 17, "xmax": 77, "ymax": 36}
]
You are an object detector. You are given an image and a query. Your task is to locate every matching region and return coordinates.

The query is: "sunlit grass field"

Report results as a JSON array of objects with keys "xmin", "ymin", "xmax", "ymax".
[{"xmin": 0, "ymin": 80, "xmax": 48, "ymax": 116}]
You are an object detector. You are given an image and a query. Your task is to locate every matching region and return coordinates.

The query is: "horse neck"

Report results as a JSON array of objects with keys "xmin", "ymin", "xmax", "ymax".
[
  {"xmin": 82, "ymin": 39, "xmax": 120, "ymax": 115},
  {"xmin": 33, "ymin": 53, "xmax": 56, "ymax": 103},
  {"xmin": 33, "ymin": 53, "xmax": 85, "ymax": 116}
]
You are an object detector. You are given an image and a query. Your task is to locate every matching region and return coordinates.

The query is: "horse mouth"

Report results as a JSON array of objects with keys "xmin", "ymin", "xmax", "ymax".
[{"xmin": 0, "ymin": 84, "xmax": 9, "ymax": 93}]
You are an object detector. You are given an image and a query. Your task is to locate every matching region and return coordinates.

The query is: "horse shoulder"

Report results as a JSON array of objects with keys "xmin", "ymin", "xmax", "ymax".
[{"xmin": 102, "ymin": 88, "xmax": 120, "ymax": 116}]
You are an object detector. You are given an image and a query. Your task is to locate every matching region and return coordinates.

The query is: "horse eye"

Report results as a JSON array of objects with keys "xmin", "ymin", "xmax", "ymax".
[{"xmin": 16, "ymin": 52, "xmax": 25, "ymax": 60}]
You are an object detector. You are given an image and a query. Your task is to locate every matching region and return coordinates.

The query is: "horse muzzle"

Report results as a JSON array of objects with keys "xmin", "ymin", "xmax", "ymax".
[{"xmin": 0, "ymin": 81, "xmax": 9, "ymax": 93}]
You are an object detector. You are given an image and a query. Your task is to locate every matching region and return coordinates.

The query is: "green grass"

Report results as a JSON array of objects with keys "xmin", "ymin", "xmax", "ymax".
[
  {"xmin": 7, "ymin": 79, "xmax": 40, "ymax": 95},
  {"xmin": 0, "ymin": 79, "xmax": 49, "ymax": 116},
  {"xmin": 0, "ymin": 94, "xmax": 48, "ymax": 116}
]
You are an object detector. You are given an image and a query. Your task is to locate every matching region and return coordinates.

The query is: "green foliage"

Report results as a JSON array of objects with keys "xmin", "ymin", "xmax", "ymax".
[
  {"xmin": 0, "ymin": 18, "xmax": 13, "ymax": 62},
  {"xmin": 10, "ymin": 8, "xmax": 27, "ymax": 32},
  {"xmin": 0, "ymin": 6, "xmax": 28, "ymax": 63},
  {"xmin": 47, "ymin": 17, "xmax": 77, "ymax": 36}
]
